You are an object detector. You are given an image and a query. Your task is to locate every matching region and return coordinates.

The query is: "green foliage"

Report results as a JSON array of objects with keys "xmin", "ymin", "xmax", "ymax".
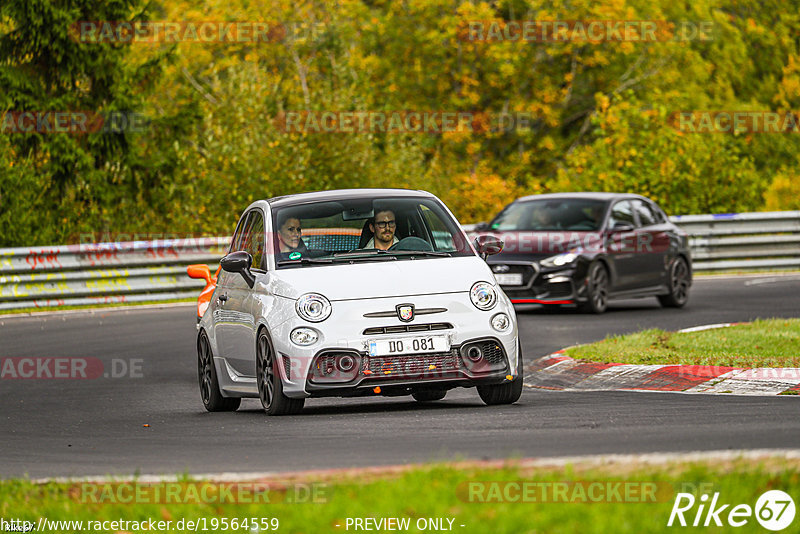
[
  {"xmin": 567, "ymin": 318, "xmax": 800, "ymax": 367},
  {"xmin": 3, "ymin": 0, "xmax": 800, "ymax": 245},
  {"xmin": 549, "ymin": 94, "xmax": 764, "ymax": 214},
  {"xmin": 0, "ymin": 0, "xmax": 201, "ymax": 245}
]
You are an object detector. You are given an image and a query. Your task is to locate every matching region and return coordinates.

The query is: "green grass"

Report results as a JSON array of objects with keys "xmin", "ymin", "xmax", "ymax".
[
  {"xmin": 566, "ymin": 318, "xmax": 800, "ymax": 368},
  {"xmin": 2, "ymin": 458, "xmax": 799, "ymax": 533}
]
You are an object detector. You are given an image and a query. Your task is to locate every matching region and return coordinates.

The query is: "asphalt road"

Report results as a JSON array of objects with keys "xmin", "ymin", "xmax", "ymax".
[{"xmin": 1, "ymin": 274, "xmax": 799, "ymax": 479}]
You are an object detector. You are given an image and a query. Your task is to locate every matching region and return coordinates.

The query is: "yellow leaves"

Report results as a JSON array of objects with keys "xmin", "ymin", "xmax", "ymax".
[
  {"xmin": 444, "ymin": 171, "xmax": 520, "ymax": 223},
  {"xmin": 540, "ymin": 136, "xmax": 556, "ymax": 151},
  {"xmin": 763, "ymin": 171, "xmax": 800, "ymax": 211},
  {"xmin": 597, "ymin": 94, "xmax": 610, "ymax": 113}
]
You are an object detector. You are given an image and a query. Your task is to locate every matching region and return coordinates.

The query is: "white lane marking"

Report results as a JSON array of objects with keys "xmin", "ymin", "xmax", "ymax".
[
  {"xmin": 695, "ymin": 272, "xmax": 800, "ymax": 281},
  {"xmin": 678, "ymin": 323, "xmax": 733, "ymax": 333},
  {"xmin": 693, "ymin": 379, "xmax": 800, "ymax": 395},
  {"xmin": 734, "ymin": 368, "xmax": 800, "ymax": 381},
  {"xmin": 745, "ymin": 275, "xmax": 800, "ymax": 286}
]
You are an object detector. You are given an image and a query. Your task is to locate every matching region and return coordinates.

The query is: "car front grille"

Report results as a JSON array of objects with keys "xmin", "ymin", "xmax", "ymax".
[
  {"xmin": 544, "ymin": 281, "xmax": 572, "ymax": 298},
  {"xmin": 282, "ymin": 354, "xmax": 292, "ymax": 378},
  {"xmin": 479, "ymin": 340, "xmax": 506, "ymax": 365},
  {"xmin": 362, "ymin": 349, "xmax": 462, "ymax": 379},
  {"xmin": 491, "ymin": 263, "xmax": 538, "ymax": 287},
  {"xmin": 363, "ymin": 323, "xmax": 453, "ymax": 335}
]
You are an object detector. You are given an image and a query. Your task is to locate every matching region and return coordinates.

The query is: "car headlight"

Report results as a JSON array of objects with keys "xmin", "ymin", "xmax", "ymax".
[
  {"xmin": 541, "ymin": 252, "xmax": 579, "ymax": 267},
  {"xmin": 295, "ymin": 293, "xmax": 332, "ymax": 322},
  {"xmin": 470, "ymin": 281, "xmax": 498, "ymax": 311},
  {"xmin": 290, "ymin": 327, "xmax": 319, "ymax": 346},
  {"xmin": 491, "ymin": 313, "xmax": 510, "ymax": 332}
]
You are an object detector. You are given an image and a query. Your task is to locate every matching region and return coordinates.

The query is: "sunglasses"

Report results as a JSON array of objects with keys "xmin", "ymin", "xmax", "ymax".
[{"xmin": 374, "ymin": 220, "xmax": 396, "ymax": 229}]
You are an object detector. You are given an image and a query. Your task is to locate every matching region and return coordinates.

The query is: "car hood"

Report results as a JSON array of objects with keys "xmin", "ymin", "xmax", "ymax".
[
  {"xmin": 269, "ymin": 256, "xmax": 494, "ymax": 301},
  {"xmin": 471, "ymin": 230, "xmax": 605, "ymax": 258}
]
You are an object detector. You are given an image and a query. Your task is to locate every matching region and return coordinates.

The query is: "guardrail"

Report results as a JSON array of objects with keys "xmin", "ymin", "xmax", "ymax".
[
  {"xmin": 1, "ymin": 211, "xmax": 798, "ymax": 311},
  {"xmin": 0, "ymin": 238, "xmax": 229, "ymax": 311},
  {"xmin": 671, "ymin": 211, "xmax": 800, "ymax": 272}
]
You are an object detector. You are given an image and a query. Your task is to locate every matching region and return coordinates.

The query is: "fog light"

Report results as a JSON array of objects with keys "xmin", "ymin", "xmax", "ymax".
[
  {"xmin": 290, "ymin": 327, "xmax": 318, "ymax": 346},
  {"xmin": 337, "ymin": 354, "xmax": 356, "ymax": 372},
  {"xmin": 466, "ymin": 346, "xmax": 483, "ymax": 362},
  {"xmin": 491, "ymin": 313, "xmax": 511, "ymax": 332}
]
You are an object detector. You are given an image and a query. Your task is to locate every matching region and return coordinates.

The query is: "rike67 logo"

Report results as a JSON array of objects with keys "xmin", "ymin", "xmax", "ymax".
[{"xmin": 668, "ymin": 490, "xmax": 796, "ymax": 530}]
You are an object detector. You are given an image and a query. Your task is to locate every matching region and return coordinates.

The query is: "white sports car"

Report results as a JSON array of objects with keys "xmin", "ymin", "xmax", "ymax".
[{"xmin": 196, "ymin": 189, "xmax": 522, "ymax": 415}]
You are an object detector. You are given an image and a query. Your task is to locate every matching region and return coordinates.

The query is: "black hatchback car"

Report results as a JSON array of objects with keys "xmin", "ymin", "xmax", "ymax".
[{"xmin": 472, "ymin": 193, "xmax": 692, "ymax": 313}]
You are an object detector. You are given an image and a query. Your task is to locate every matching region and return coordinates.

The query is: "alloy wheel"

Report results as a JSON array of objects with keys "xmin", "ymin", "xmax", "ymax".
[{"xmin": 257, "ymin": 333, "xmax": 274, "ymax": 409}]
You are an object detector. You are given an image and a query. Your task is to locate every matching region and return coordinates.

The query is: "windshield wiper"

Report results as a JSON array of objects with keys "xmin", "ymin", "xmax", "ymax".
[
  {"xmin": 387, "ymin": 250, "xmax": 452, "ymax": 257},
  {"xmin": 277, "ymin": 257, "xmax": 334, "ymax": 266},
  {"xmin": 331, "ymin": 250, "xmax": 396, "ymax": 259}
]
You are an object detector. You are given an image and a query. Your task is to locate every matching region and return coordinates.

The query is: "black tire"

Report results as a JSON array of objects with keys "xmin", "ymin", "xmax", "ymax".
[
  {"xmin": 256, "ymin": 329, "xmax": 305, "ymax": 416},
  {"xmin": 198, "ymin": 331, "xmax": 241, "ymax": 412},
  {"xmin": 579, "ymin": 262, "xmax": 609, "ymax": 314},
  {"xmin": 412, "ymin": 390, "xmax": 447, "ymax": 402},
  {"xmin": 658, "ymin": 256, "xmax": 690, "ymax": 308},
  {"xmin": 477, "ymin": 345, "xmax": 523, "ymax": 406}
]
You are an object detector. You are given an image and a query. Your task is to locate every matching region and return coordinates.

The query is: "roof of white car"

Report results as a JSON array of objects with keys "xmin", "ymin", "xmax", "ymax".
[{"xmin": 267, "ymin": 188, "xmax": 436, "ymax": 207}]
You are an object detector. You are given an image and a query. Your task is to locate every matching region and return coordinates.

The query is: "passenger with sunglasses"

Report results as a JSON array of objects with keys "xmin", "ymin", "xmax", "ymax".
[{"xmin": 364, "ymin": 209, "xmax": 399, "ymax": 250}]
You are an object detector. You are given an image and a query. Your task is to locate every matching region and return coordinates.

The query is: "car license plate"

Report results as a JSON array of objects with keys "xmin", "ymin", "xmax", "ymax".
[
  {"xmin": 369, "ymin": 335, "xmax": 449, "ymax": 357},
  {"xmin": 495, "ymin": 273, "xmax": 523, "ymax": 286}
]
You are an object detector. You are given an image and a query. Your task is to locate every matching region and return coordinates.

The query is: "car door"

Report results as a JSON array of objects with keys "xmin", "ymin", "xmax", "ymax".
[
  {"xmin": 214, "ymin": 209, "xmax": 265, "ymax": 376},
  {"xmin": 605, "ymin": 200, "xmax": 640, "ymax": 291},
  {"xmin": 633, "ymin": 199, "xmax": 670, "ymax": 288}
]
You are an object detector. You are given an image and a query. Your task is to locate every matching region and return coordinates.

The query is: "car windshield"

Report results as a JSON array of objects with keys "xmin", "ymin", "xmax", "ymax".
[
  {"xmin": 489, "ymin": 198, "xmax": 608, "ymax": 231},
  {"xmin": 272, "ymin": 197, "xmax": 473, "ymax": 268}
]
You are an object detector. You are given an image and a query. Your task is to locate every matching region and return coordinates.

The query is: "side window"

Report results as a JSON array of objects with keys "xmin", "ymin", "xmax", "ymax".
[
  {"xmin": 634, "ymin": 200, "xmax": 657, "ymax": 227},
  {"xmin": 242, "ymin": 210, "xmax": 265, "ymax": 270},
  {"xmin": 230, "ymin": 212, "xmax": 251, "ymax": 253},
  {"xmin": 609, "ymin": 201, "xmax": 636, "ymax": 228},
  {"xmin": 420, "ymin": 205, "xmax": 454, "ymax": 250},
  {"xmin": 651, "ymin": 203, "xmax": 668, "ymax": 224}
]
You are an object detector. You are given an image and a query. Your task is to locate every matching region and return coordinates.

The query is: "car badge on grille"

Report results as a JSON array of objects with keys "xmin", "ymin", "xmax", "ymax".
[
  {"xmin": 492, "ymin": 264, "xmax": 510, "ymax": 273},
  {"xmin": 396, "ymin": 304, "xmax": 415, "ymax": 322}
]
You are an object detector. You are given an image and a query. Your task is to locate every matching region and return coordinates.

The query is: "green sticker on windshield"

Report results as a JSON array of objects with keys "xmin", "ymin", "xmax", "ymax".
[{"xmin": 289, "ymin": 251, "xmax": 301, "ymax": 260}]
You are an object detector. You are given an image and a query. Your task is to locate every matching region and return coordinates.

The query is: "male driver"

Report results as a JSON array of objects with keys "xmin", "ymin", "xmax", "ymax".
[{"xmin": 365, "ymin": 209, "xmax": 400, "ymax": 250}]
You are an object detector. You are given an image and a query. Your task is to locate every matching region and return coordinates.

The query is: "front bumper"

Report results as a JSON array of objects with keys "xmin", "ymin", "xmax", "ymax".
[
  {"xmin": 491, "ymin": 261, "xmax": 589, "ymax": 305},
  {"xmin": 303, "ymin": 337, "xmax": 513, "ymax": 397},
  {"xmin": 270, "ymin": 291, "xmax": 518, "ymax": 398}
]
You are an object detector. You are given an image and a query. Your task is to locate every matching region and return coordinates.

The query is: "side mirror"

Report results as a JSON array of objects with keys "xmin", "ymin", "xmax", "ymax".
[
  {"xmin": 473, "ymin": 235, "xmax": 504, "ymax": 260},
  {"xmin": 220, "ymin": 250, "xmax": 255, "ymax": 288},
  {"xmin": 187, "ymin": 264, "xmax": 212, "ymax": 284},
  {"xmin": 610, "ymin": 222, "xmax": 635, "ymax": 233}
]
